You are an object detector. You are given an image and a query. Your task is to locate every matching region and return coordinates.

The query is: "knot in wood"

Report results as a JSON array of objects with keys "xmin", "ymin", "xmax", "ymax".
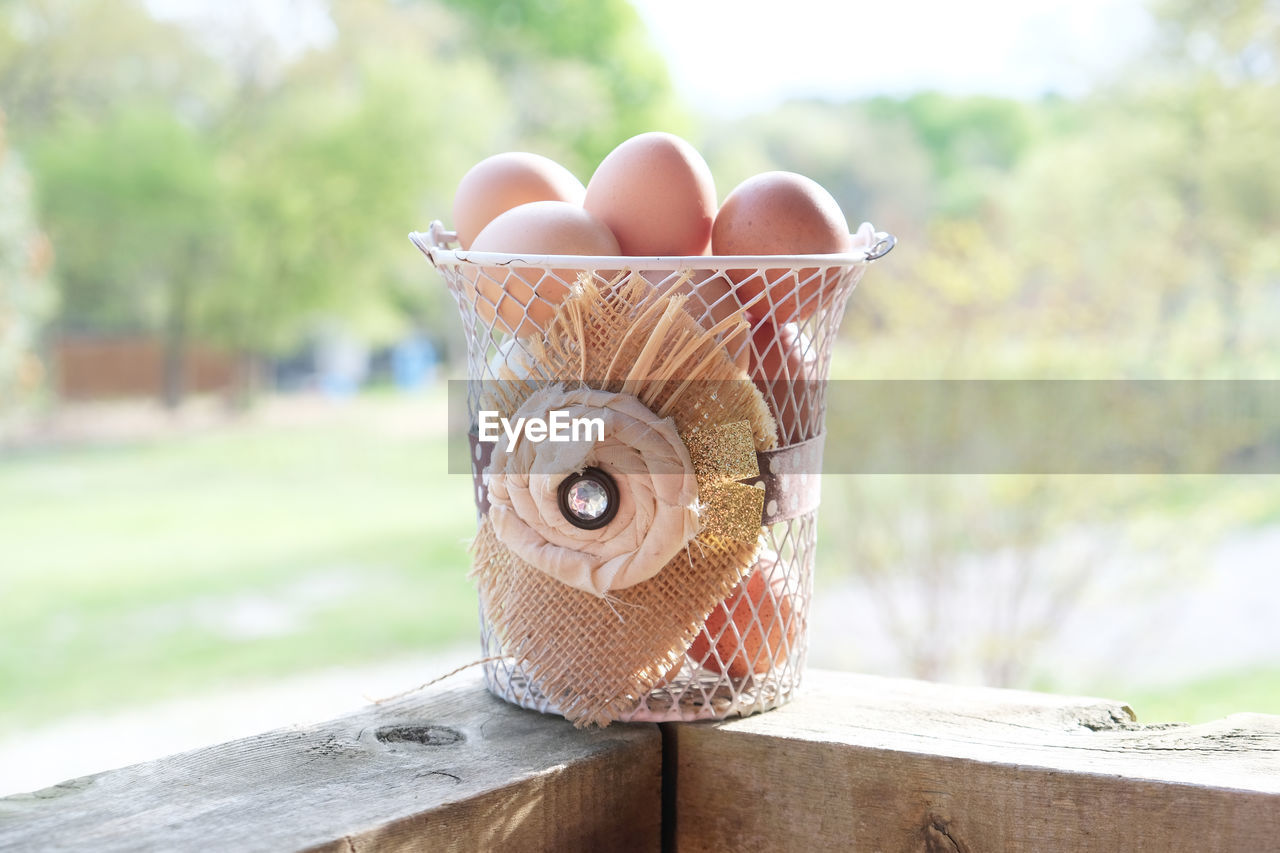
[
  {"xmin": 374, "ymin": 725, "xmax": 464, "ymax": 747},
  {"xmin": 924, "ymin": 817, "xmax": 969, "ymax": 853}
]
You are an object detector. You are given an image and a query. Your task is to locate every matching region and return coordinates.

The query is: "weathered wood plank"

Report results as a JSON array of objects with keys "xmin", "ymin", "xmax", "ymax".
[
  {"xmin": 667, "ymin": 670, "xmax": 1280, "ymax": 853},
  {"xmin": 0, "ymin": 678, "xmax": 661, "ymax": 853},
  {"xmin": 5, "ymin": 669, "xmax": 1277, "ymax": 852}
]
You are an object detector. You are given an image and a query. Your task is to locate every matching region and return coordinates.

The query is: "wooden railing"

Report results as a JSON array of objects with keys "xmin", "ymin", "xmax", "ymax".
[{"xmin": 1, "ymin": 670, "xmax": 1277, "ymax": 851}]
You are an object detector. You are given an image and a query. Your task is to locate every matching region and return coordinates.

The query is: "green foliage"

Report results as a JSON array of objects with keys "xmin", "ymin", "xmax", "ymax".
[
  {"xmin": 865, "ymin": 92, "xmax": 1041, "ymax": 216},
  {"xmin": 1148, "ymin": 0, "xmax": 1280, "ymax": 85},
  {"xmin": 735, "ymin": 0, "xmax": 1280, "ymax": 693},
  {"xmin": 0, "ymin": 0, "xmax": 685, "ymax": 402},
  {"xmin": 700, "ymin": 100, "xmax": 936, "ymax": 239},
  {"xmin": 32, "ymin": 106, "xmax": 225, "ymax": 334},
  {"xmin": 209, "ymin": 0, "xmax": 504, "ymax": 353},
  {"xmin": 434, "ymin": 0, "xmax": 684, "ymax": 172},
  {"xmin": 0, "ymin": 0, "xmax": 223, "ymax": 132},
  {"xmin": 0, "ymin": 113, "xmax": 54, "ymax": 416}
]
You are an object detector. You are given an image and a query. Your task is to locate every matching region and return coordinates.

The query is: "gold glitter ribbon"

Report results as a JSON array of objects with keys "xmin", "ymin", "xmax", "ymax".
[{"xmin": 683, "ymin": 421, "xmax": 765, "ymax": 543}]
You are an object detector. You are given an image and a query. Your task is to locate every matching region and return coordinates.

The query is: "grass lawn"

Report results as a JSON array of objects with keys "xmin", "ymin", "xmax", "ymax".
[
  {"xmin": 0, "ymin": 390, "xmax": 479, "ymax": 734},
  {"xmin": 1121, "ymin": 666, "xmax": 1280, "ymax": 725}
]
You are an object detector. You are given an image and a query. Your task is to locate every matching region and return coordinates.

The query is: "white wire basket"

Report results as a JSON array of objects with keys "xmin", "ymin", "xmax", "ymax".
[{"xmin": 412, "ymin": 220, "xmax": 894, "ymax": 723}]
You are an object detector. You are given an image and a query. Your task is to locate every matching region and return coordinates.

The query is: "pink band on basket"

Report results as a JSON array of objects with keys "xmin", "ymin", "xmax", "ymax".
[
  {"xmin": 468, "ymin": 432, "xmax": 824, "ymax": 526},
  {"xmin": 750, "ymin": 433, "xmax": 825, "ymax": 524}
]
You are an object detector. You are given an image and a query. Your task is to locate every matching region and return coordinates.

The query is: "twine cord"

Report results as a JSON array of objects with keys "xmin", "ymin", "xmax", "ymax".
[{"xmin": 372, "ymin": 655, "xmax": 508, "ymax": 705}]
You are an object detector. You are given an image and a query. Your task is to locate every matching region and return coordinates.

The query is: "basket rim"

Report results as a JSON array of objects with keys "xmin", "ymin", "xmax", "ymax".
[{"xmin": 410, "ymin": 221, "xmax": 896, "ymax": 271}]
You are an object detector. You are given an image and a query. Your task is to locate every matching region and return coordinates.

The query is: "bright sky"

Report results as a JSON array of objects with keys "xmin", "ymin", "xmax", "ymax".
[
  {"xmin": 146, "ymin": 0, "xmax": 1155, "ymax": 115},
  {"xmin": 628, "ymin": 0, "xmax": 1154, "ymax": 114}
]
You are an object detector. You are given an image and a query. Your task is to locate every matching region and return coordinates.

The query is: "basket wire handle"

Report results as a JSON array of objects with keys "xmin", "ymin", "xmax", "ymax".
[
  {"xmin": 866, "ymin": 231, "xmax": 896, "ymax": 261},
  {"xmin": 427, "ymin": 220, "xmax": 455, "ymax": 248}
]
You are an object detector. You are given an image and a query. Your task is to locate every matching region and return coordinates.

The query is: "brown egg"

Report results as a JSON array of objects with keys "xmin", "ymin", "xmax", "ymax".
[
  {"xmin": 452, "ymin": 152, "xmax": 586, "ymax": 249},
  {"xmin": 712, "ymin": 171, "xmax": 852, "ymax": 324},
  {"xmin": 468, "ymin": 201, "xmax": 620, "ymax": 337},
  {"xmin": 688, "ymin": 557, "xmax": 797, "ymax": 678},
  {"xmin": 749, "ymin": 320, "xmax": 818, "ymax": 444},
  {"xmin": 584, "ymin": 132, "xmax": 716, "ymax": 256}
]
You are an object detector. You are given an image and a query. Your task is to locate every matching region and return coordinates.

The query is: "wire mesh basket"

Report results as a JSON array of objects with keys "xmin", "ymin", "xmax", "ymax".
[{"xmin": 412, "ymin": 221, "xmax": 894, "ymax": 723}]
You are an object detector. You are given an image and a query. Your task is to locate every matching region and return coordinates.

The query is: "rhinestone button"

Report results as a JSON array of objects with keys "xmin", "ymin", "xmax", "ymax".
[
  {"xmin": 557, "ymin": 467, "xmax": 620, "ymax": 530},
  {"xmin": 566, "ymin": 478, "xmax": 610, "ymax": 522}
]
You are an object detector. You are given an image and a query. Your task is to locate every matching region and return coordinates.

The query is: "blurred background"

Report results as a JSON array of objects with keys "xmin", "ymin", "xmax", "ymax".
[{"xmin": 2, "ymin": 0, "xmax": 1278, "ymax": 793}]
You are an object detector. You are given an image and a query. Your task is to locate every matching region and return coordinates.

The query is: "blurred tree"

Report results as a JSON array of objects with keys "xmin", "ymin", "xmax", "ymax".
[
  {"xmin": 2, "ymin": 0, "xmax": 690, "ymax": 404},
  {"xmin": 697, "ymin": 93, "xmax": 1051, "ymax": 343},
  {"xmin": 998, "ymin": 106, "xmax": 1190, "ymax": 353},
  {"xmin": 0, "ymin": 0, "xmax": 504, "ymax": 402},
  {"xmin": 31, "ymin": 106, "xmax": 225, "ymax": 407},
  {"xmin": 813, "ymin": 3, "xmax": 1280, "ymax": 695},
  {"xmin": 433, "ymin": 0, "xmax": 685, "ymax": 174},
  {"xmin": 0, "ymin": 109, "xmax": 54, "ymax": 419},
  {"xmin": 882, "ymin": 218, "xmax": 1021, "ymax": 359},
  {"xmin": 866, "ymin": 92, "xmax": 1043, "ymax": 218},
  {"xmin": 206, "ymin": 0, "xmax": 506, "ymax": 395},
  {"xmin": 1, "ymin": 0, "xmax": 233, "ymax": 405},
  {"xmin": 993, "ymin": 5, "xmax": 1280, "ymax": 364},
  {"xmin": 1150, "ymin": 0, "xmax": 1279, "ymax": 83},
  {"xmin": 821, "ymin": 475, "xmax": 1107, "ymax": 686},
  {"xmin": 1090, "ymin": 0, "xmax": 1280, "ymax": 360},
  {"xmin": 699, "ymin": 100, "xmax": 936, "ymax": 242},
  {"xmin": 0, "ymin": 0, "xmax": 224, "ymax": 132}
]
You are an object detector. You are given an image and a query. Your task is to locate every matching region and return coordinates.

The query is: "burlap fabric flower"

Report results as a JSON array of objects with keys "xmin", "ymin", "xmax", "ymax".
[{"xmin": 473, "ymin": 273, "xmax": 778, "ymax": 726}]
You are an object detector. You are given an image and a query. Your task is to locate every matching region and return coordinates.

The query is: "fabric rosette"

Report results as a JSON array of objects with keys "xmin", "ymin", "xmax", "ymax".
[{"xmin": 486, "ymin": 385, "xmax": 700, "ymax": 597}]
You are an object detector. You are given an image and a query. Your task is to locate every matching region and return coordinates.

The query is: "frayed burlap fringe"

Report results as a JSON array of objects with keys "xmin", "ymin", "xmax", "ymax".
[
  {"xmin": 483, "ymin": 272, "xmax": 775, "ymax": 445},
  {"xmin": 472, "ymin": 271, "xmax": 777, "ymax": 726}
]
